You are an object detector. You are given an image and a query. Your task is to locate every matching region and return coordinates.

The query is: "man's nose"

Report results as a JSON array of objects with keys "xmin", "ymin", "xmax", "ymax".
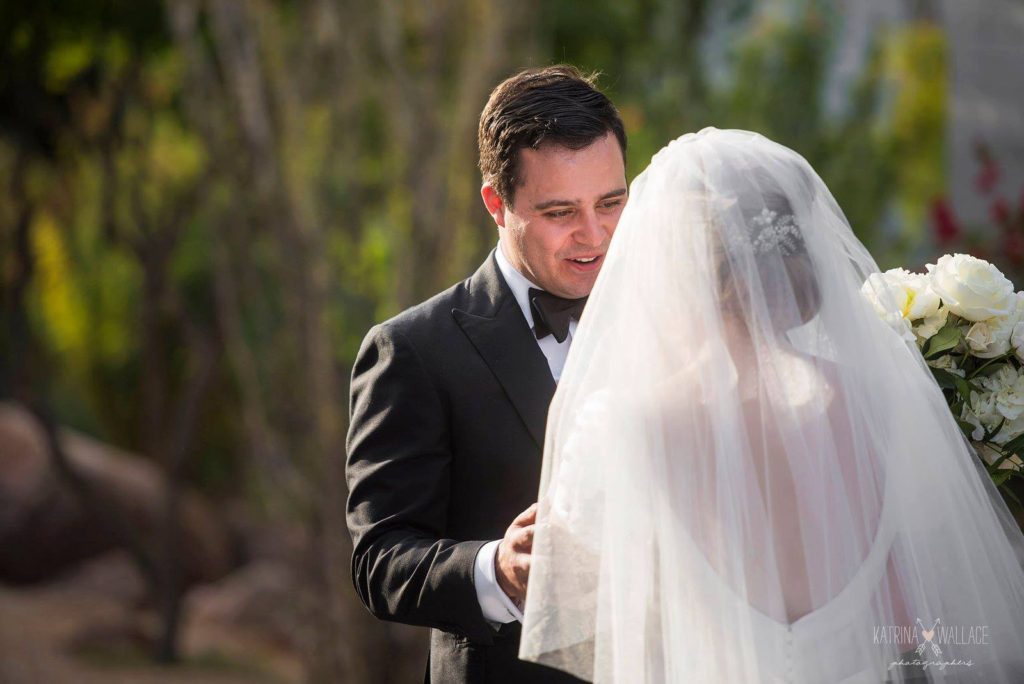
[{"xmin": 574, "ymin": 208, "xmax": 607, "ymax": 246}]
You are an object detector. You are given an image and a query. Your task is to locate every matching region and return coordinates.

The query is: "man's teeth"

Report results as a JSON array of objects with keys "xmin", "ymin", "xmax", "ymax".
[{"xmin": 571, "ymin": 256, "xmax": 598, "ymax": 263}]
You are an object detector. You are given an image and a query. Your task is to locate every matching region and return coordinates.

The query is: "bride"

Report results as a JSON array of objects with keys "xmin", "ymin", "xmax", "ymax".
[{"xmin": 518, "ymin": 128, "xmax": 1024, "ymax": 682}]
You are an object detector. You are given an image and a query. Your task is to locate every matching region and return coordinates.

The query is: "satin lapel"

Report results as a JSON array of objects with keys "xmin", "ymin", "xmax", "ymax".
[{"xmin": 453, "ymin": 255, "xmax": 556, "ymax": 448}]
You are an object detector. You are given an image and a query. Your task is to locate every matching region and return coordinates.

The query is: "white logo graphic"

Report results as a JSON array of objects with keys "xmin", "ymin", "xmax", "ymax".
[{"xmin": 915, "ymin": 617, "xmax": 943, "ymax": 658}]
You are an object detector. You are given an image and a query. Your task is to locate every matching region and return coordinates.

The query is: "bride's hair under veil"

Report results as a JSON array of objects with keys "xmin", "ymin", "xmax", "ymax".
[{"xmin": 519, "ymin": 128, "xmax": 1024, "ymax": 683}]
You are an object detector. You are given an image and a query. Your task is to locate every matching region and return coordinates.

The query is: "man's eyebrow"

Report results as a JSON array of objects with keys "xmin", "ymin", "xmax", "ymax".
[
  {"xmin": 600, "ymin": 188, "xmax": 628, "ymax": 201},
  {"xmin": 533, "ymin": 188, "xmax": 627, "ymax": 211},
  {"xmin": 533, "ymin": 198, "xmax": 577, "ymax": 211}
]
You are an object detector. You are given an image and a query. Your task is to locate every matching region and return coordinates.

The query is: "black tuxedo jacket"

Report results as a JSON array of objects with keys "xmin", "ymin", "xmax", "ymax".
[{"xmin": 346, "ymin": 252, "xmax": 585, "ymax": 683}]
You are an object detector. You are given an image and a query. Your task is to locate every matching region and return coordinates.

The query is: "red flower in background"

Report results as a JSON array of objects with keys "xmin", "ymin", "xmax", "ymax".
[
  {"xmin": 993, "ymin": 197, "xmax": 1011, "ymax": 228},
  {"xmin": 977, "ymin": 161, "xmax": 1000, "ymax": 195},
  {"xmin": 931, "ymin": 142, "xmax": 1024, "ymax": 272},
  {"xmin": 930, "ymin": 197, "xmax": 960, "ymax": 244},
  {"xmin": 994, "ymin": 188, "xmax": 1024, "ymax": 267},
  {"xmin": 1004, "ymin": 232, "xmax": 1024, "ymax": 265},
  {"xmin": 975, "ymin": 142, "xmax": 1000, "ymax": 194}
]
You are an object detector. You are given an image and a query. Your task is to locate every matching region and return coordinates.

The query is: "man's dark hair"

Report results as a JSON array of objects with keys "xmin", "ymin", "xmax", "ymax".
[{"xmin": 478, "ymin": 64, "xmax": 627, "ymax": 205}]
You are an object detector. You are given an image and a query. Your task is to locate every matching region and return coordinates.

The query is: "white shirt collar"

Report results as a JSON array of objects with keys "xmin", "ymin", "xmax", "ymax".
[{"xmin": 495, "ymin": 240, "xmax": 541, "ymax": 330}]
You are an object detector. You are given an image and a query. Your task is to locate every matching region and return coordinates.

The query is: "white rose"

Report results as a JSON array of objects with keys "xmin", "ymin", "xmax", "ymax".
[
  {"xmin": 965, "ymin": 292, "xmax": 1024, "ymax": 358},
  {"xmin": 891, "ymin": 268, "xmax": 942, "ymax": 319},
  {"xmin": 862, "ymin": 268, "xmax": 941, "ymax": 319},
  {"xmin": 965, "ymin": 321, "xmax": 1006, "ymax": 357},
  {"xmin": 926, "ymin": 253, "xmax": 1015, "ymax": 322},
  {"xmin": 860, "ymin": 272, "xmax": 917, "ymax": 342},
  {"xmin": 914, "ymin": 305, "xmax": 949, "ymax": 342},
  {"xmin": 1012, "ymin": 319, "xmax": 1024, "ymax": 362}
]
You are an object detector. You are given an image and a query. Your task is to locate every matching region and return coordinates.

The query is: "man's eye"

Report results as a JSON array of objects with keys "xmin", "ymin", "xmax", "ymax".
[
  {"xmin": 599, "ymin": 200, "xmax": 624, "ymax": 211},
  {"xmin": 546, "ymin": 209, "xmax": 573, "ymax": 219}
]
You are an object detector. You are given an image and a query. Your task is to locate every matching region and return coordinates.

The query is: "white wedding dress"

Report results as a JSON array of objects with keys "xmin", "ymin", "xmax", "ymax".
[{"xmin": 519, "ymin": 129, "xmax": 1024, "ymax": 683}]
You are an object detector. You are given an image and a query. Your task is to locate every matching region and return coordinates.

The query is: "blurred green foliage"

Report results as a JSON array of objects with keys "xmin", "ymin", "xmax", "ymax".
[{"xmin": 2, "ymin": 0, "xmax": 949, "ymax": 504}]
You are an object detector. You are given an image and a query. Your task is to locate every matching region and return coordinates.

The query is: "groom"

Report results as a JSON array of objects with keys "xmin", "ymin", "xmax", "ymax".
[{"xmin": 346, "ymin": 65, "xmax": 628, "ymax": 683}]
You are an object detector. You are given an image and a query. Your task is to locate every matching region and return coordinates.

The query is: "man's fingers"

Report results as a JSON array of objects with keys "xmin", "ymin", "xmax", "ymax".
[
  {"xmin": 517, "ymin": 523, "xmax": 534, "ymax": 550},
  {"xmin": 513, "ymin": 502, "xmax": 538, "ymax": 526}
]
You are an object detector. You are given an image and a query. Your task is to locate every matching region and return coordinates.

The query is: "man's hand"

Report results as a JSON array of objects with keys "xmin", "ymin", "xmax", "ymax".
[{"xmin": 495, "ymin": 502, "xmax": 536, "ymax": 610}]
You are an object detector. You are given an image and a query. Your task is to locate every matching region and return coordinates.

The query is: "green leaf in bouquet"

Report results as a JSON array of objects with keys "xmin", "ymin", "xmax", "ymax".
[
  {"xmin": 991, "ymin": 470, "xmax": 1012, "ymax": 487},
  {"xmin": 921, "ymin": 336, "xmax": 936, "ymax": 358},
  {"xmin": 997, "ymin": 432, "xmax": 1024, "ymax": 457},
  {"xmin": 984, "ymin": 448, "xmax": 1015, "ymax": 471},
  {"xmin": 921, "ymin": 317, "xmax": 959, "ymax": 357},
  {"xmin": 925, "ymin": 326, "xmax": 961, "ymax": 360},
  {"xmin": 956, "ymin": 418, "xmax": 977, "ymax": 440},
  {"xmin": 974, "ymin": 362, "xmax": 1009, "ymax": 379},
  {"xmin": 1001, "ymin": 485, "xmax": 1022, "ymax": 509},
  {"xmin": 984, "ymin": 417, "xmax": 1007, "ymax": 442},
  {"xmin": 929, "ymin": 367, "xmax": 959, "ymax": 389},
  {"xmin": 968, "ymin": 352, "xmax": 1014, "ymax": 379},
  {"xmin": 952, "ymin": 375, "xmax": 975, "ymax": 405}
]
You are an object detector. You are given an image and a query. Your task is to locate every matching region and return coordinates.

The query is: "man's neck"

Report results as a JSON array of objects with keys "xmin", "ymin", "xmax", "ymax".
[
  {"xmin": 498, "ymin": 240, "xmax": 527, "ymax": 282},
  {"xmin": 497, "ymin": 239, "xmax": 540, "ymax": 289}
]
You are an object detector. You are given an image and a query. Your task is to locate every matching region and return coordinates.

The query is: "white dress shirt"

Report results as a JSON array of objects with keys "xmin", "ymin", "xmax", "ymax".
[
  {"xmin": 494, "ymin": 240, "xmax": 577, "ymax": 381},
  {"xmin": 473, "ymin": 241, "xmax": 578, "ymax": 626}
]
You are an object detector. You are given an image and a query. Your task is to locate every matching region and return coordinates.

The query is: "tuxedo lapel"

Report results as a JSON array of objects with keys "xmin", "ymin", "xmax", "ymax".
[{"xmin": 453, "ymin": 252, "xmax": 556, "ymax": 448}]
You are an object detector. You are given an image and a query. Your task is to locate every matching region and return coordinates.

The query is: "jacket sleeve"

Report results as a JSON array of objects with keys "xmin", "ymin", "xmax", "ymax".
[{"xmin": 345, "ymin": 322, "xmax": 497, "ymax": 644}]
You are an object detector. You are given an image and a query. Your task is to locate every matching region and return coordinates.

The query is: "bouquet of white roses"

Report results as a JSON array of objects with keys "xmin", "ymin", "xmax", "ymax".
[{"xmin": 862, "ymin": 253, "xmax": 1024, "ymax": 507}]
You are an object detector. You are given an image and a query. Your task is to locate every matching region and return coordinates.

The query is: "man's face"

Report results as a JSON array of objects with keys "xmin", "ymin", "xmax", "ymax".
[{"xmin": 482, "ymin": 132, "xmax": 627, "ymax": 299}]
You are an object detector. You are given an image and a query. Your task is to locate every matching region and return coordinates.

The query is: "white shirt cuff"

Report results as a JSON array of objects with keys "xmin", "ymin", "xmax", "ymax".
[{"xmin": 473, "ymin": 539, "xmax": 524, "ymax": 625}]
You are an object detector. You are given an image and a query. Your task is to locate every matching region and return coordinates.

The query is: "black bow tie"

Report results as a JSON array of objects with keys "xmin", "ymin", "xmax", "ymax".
[{"xmin": 528, "ymin": 288, "xmax": 587, "ymax": 344}]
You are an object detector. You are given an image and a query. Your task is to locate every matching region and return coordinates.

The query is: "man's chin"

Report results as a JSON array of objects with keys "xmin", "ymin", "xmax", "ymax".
[
  {"xmin": 551, "ymin": 277, "xmax": 598, "ymax": 300},
  {"xmin": 534, "ymin": 262, "xmax": 602, "ymax": 298}
]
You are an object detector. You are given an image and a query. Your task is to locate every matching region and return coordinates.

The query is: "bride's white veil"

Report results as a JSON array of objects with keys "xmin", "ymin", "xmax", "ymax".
[{"xmin": 519, "ymin": 128, "xmax": 1024, "ymax": 682}]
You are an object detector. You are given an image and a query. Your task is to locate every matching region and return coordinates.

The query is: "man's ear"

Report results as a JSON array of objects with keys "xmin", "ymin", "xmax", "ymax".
[{"xmin": 481, "ymin": 184, "xmax": 507, "ymax": 228}]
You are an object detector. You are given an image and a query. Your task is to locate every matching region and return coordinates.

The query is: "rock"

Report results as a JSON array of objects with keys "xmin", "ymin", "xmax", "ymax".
[
  {"xmin": 182, "ymin": 560, "xmax": 304, "ymax": 682},
  {"xmin": 0, "ymin": 402, "xmax": 234, "ymax": 586},
  {"xmin": 50, "ymin": 549, "xmax": 148, "ymax": 605},
  {"xmin": 184, "ymin": 560, "xmax": 298, "ymax": 646}
]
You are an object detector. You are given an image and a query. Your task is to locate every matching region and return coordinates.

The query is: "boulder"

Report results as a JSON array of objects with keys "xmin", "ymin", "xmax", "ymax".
[{"xmin": 0, "ymin": 402, "xmax": 234, "ymax": 585}]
